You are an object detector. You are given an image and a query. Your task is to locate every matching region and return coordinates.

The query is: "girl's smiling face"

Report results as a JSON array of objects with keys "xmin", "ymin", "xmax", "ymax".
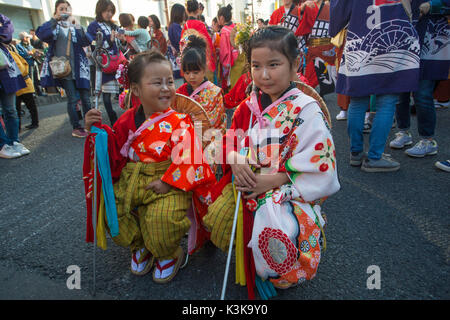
[
  {"xmin": 251, "ymin": 46, "xmax": 298, "ymax": 103},
  {"xmin": 131, "ymin": 61, "xmax": 175, "ymax": 117}
]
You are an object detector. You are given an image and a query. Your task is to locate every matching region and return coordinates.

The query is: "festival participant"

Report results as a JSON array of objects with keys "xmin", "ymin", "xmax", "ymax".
[
  {"xmin": 167, "ymin": 3, "xmax": 186, "ymax": 81},
  {"xmin": 123, "ymin": 16, "xmax": 151, "ymax": 53},
  {"xmin": 217, "ymin": 5, "xmax": 239, "ymax": 91},
  {"xmin": 295, "ymin": 0, "xmax": 336, "ymax": 95},
  {"xmin": 269, "ymin": 0, "xmax": 300, "ymax": 31},
  {"xmin": 8, "ymin": 43, "xmax": 40, "ymax": 130},
  {"xmin": 390, "ymin": 0, "xmax": 450, "ymax": 158},
  {"xmin": 0, "ymin": 14, "xmax": 29, "ymax": 159},
  {"xmin": 36, "ymin": 0, "xmax": 92, "ymax": 138},
  {"xmin": 203, "ymin": 26, "xmax": 340, "ymax": 298},
  {"xmin": 149, "ymin": 15, "xmax": 168, "ymax": 55},
  {"xmin": 118, "ymin": 13, "xmax": 140, "ymax": 57},
  {"xmin": 176, "ymin": 35, "xmax": 226, "ymax": 171},
  {"xmin": 83, "ymin": 50, "xmax": 215, "ymax": 283},
  {"xmin": 181, "ymin": 0, "xmax": 216, "ymax": 77},
  {"xmin": 330, "ymin": 0, "xmax": 421, "ymax": 172},
  {"xmin": 87, "ymin": 0, "xmax": 120, "ymax": 126}
]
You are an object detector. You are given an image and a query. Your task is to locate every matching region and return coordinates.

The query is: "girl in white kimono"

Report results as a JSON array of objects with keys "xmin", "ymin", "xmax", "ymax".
[{"xmin": 203, "ymin": 25, "xmax": 340, "ymax": 299}]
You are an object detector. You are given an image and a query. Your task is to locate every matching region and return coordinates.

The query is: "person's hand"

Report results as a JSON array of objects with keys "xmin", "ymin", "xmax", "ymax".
[
  {"xmin": 228, "ymin": 151, "xmax": 260, "ymax": 190},
  {"xmin": 84, "ymin": 109, "xmax": 102, "ymax": 132},
  {"xmin": 68, "ymin": 16, "xmax": 81, "ymax": 28},
  {"xmin": 145, "ymin": 179, "xmax": 171, "ymax": 194},
  {"xmin": 419, "ymin": 1, "xmax": 431, "ymax": 17},
  {"xmin": 236, "ymin": 172, "xmax": 290, "ymax": 199},
  {"xmin": 110, "ymin": 31, "xmax": 117, "ymax": 42}
]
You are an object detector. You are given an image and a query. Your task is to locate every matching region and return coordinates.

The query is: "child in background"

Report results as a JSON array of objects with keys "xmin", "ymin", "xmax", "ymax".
[
  {"xmin": 203, "ymin": 26, "xmax": 340, "ymax": 298},
  {"xmin": 176, "ymin": 35, "xmax": 226, "ymax": 172},
  {"xmin": 123, "ymin": 16, "xmax": 151, "ymax": 53},
  {"xmin": 83, "ymin": 50, "xmax": 215, "ymax": 283}
]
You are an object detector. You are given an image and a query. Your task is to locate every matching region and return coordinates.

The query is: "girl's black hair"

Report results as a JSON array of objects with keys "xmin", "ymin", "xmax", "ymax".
[
  {"xmin": 95, "ymin": 0, "xmax": 116, "ymax": 22},
  {"xmin": 149, "ymin": 15, "xmax": 161, "ymax": 30},
  {"xmin": 217, "ymin": 4, "xmax": 232, "ymax": 23},
  {"xmin": 138, "ymin": 16, "xmax": 149, "ymax": 29},
  {"xmin": 128, "ymin": 50, "xmax": 171, "ymax": 85},
  {"xmin": 54, "ymin": 0, "xmax": 71, "ymax": 14},
  {"xmin": 186, "ymin": 0, "xmax": 199, "ymax": 14},
  {"xmin": 181, "ymin": 35, "xmax": 207, "ymax": 72},
  {"xmin": 170, "ymin": 3, "xmax": 186, "ymax": 25},
  {"xmin": 246, "ymin": 25, "xmax": 299, "ymax": 68}
]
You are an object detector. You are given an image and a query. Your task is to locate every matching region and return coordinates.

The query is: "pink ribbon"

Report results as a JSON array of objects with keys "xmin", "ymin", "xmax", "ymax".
[
  {"xmin": 189, "ymin": 81, "xmax": 212, "ymax": 99},
  {"xmin": 246, "ymin": 88, "xmax": 302, "ymax": 129},
  {"xmin": 120, "ymin": 109, "xmax": 175, "ymax": 158}
]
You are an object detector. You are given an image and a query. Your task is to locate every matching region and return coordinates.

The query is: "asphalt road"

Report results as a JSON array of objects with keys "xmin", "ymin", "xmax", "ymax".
[{"xmin": 0, "ymin": 93, "xmax": 448, "ymax": 300}]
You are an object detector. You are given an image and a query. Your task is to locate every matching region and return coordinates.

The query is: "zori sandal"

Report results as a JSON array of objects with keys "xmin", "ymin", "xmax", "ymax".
[
  {"xmin": 152, "ymin": 247, "xmax": 185, "ymax": 284},
  {"xmin": 130, "ymin": 248, "xmax": 154, "ymax": 276}
]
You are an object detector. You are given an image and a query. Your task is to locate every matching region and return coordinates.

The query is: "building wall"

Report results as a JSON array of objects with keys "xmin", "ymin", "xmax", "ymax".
[{"xmin": 0, "ymin": 4, "xmax": 40, "ymax": 39}]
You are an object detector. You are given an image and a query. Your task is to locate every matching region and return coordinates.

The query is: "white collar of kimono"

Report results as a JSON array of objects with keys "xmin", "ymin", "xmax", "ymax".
[{"xmin": 246, "ymin": 87, "xmax": 301, "ymax": 129}]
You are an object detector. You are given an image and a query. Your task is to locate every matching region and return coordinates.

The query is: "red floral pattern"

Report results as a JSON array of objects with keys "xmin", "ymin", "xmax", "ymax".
[{"xmin": 258, "ymin": 227, "xmax": 298, "ymax": 276}]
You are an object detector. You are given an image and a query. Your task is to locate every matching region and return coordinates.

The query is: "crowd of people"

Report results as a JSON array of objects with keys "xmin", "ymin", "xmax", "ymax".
[{"xmin": 0, "ymin": 0, "xmax": 449, "ymax": 299}]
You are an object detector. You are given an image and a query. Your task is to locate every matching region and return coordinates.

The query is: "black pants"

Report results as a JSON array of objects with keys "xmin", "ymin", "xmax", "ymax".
[
  {"xmin": 102, "ymin": 92, "xmax": 118, "ymax": 125},
  {"xmin": 16, "ymin": 93, "xmax": 39, "ymax": 128}
]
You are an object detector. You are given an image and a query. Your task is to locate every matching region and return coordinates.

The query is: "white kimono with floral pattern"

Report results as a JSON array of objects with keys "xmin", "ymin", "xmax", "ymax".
[{"xmin": 246, "ymin": 91, "xmax": 340, "ymax": 287}]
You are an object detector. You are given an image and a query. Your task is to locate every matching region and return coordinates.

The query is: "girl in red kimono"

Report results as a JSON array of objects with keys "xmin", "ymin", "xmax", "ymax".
[
  {"xmin": 176, "ymin": 35, "xmax": 226, "ymax": 173},
  {"xmin": 83, "ymin": 50, "xmax": 215, "ymax": 284}
]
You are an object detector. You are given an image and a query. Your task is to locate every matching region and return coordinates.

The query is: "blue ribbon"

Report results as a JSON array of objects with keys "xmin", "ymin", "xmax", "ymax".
[{"xmin": 91, "ymin": 126, "xmax": 119, "ymax": 237}]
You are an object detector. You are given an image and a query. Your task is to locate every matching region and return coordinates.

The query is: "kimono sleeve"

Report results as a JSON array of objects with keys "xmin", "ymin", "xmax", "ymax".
[
  {"xmin": 75, "ymin": 27, "xmax": 91, "ymax": 47},
  {"xmin": 295, "ymin": 3, "xmax": 319, "ymax": 37},
  {"xmin": 36, "ymin": 19, "xmax": 58, "ymax": 43},
  {"xmin": 161, "ymin": 116, "xmax": 216, "ymax": 192},
  {"xmin": 284, "ymin": 102, "xmax": 340, "ymax": 202},
  {"xmin": 223, "ymin": 99, "xmax": 251, "ymax": 163},
  {"xmin": 329, "ymin": 0, "xmax": 353, "ymax": 37}
]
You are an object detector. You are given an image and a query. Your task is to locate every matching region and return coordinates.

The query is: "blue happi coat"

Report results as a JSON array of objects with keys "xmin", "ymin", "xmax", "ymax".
[
  {"xmin": 36, "ymin": 19, "xmax": 91, "ymax": 89},
  {"xmin": 86, "ymin": 21, "xmax": 120, "ymax": 85},
  {"xmin": 330, "ymin": 0, "xmax": 422, "ymax": 97},
  {"xmin": 412, "ymin": 0, "xmax": 450, "ymax": 80},
  {"xmin": 0, "ymin": 14, "xmax": 26, "ymax": 94}
]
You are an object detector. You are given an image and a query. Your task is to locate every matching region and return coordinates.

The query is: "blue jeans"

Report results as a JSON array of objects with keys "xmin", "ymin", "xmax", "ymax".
[
  {"xmin": 348, "ymin": 94, "xmax": 398, "ymax": 160},
  {"xmin": 0, "ymin": 89, "xmax": 19, "ymax": 148},
  {"xmin": 396, "ymin": 79, "xmax": 436, "ymax": 138},
  {"xmin": 60, "ymin": 79, "xmax": 92, "ymax": 130}
]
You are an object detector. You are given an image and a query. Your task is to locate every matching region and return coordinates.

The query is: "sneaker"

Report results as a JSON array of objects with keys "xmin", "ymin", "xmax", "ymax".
[
  {"xmin": 361, "ymin": 153, "xmax": 400, "ymax": 172},
  {"xmin": 13, "ymin": 142, "xmax": 30, "ymax": 156},
  {"xmin": 0, "ymin": 144, "xmax": 22, "ymax": 159},
  {"xmin": 434, "ymin": 99, "xmax": 449, "ymax": 109},
  {"xmin": 405, "ymin": 139, "xmax": 438, "ymax": 158},
  {"xmin": 390, "ymin": 131, "xmax": 413, "ymax": 149},
  {"xmin": 336, "ymin": 110, "xmax": 347, "ymax": 121},
  {"xmin": 72, "ymin": 128, "xmax": 88, "ymax": 138},
  {"xmin": 350, "ymin": 151, "xmax": 367, "ymax": 167},
  {"xmin": 435, "ymin": 160, "xmax": 450, "ymax": 172}
]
